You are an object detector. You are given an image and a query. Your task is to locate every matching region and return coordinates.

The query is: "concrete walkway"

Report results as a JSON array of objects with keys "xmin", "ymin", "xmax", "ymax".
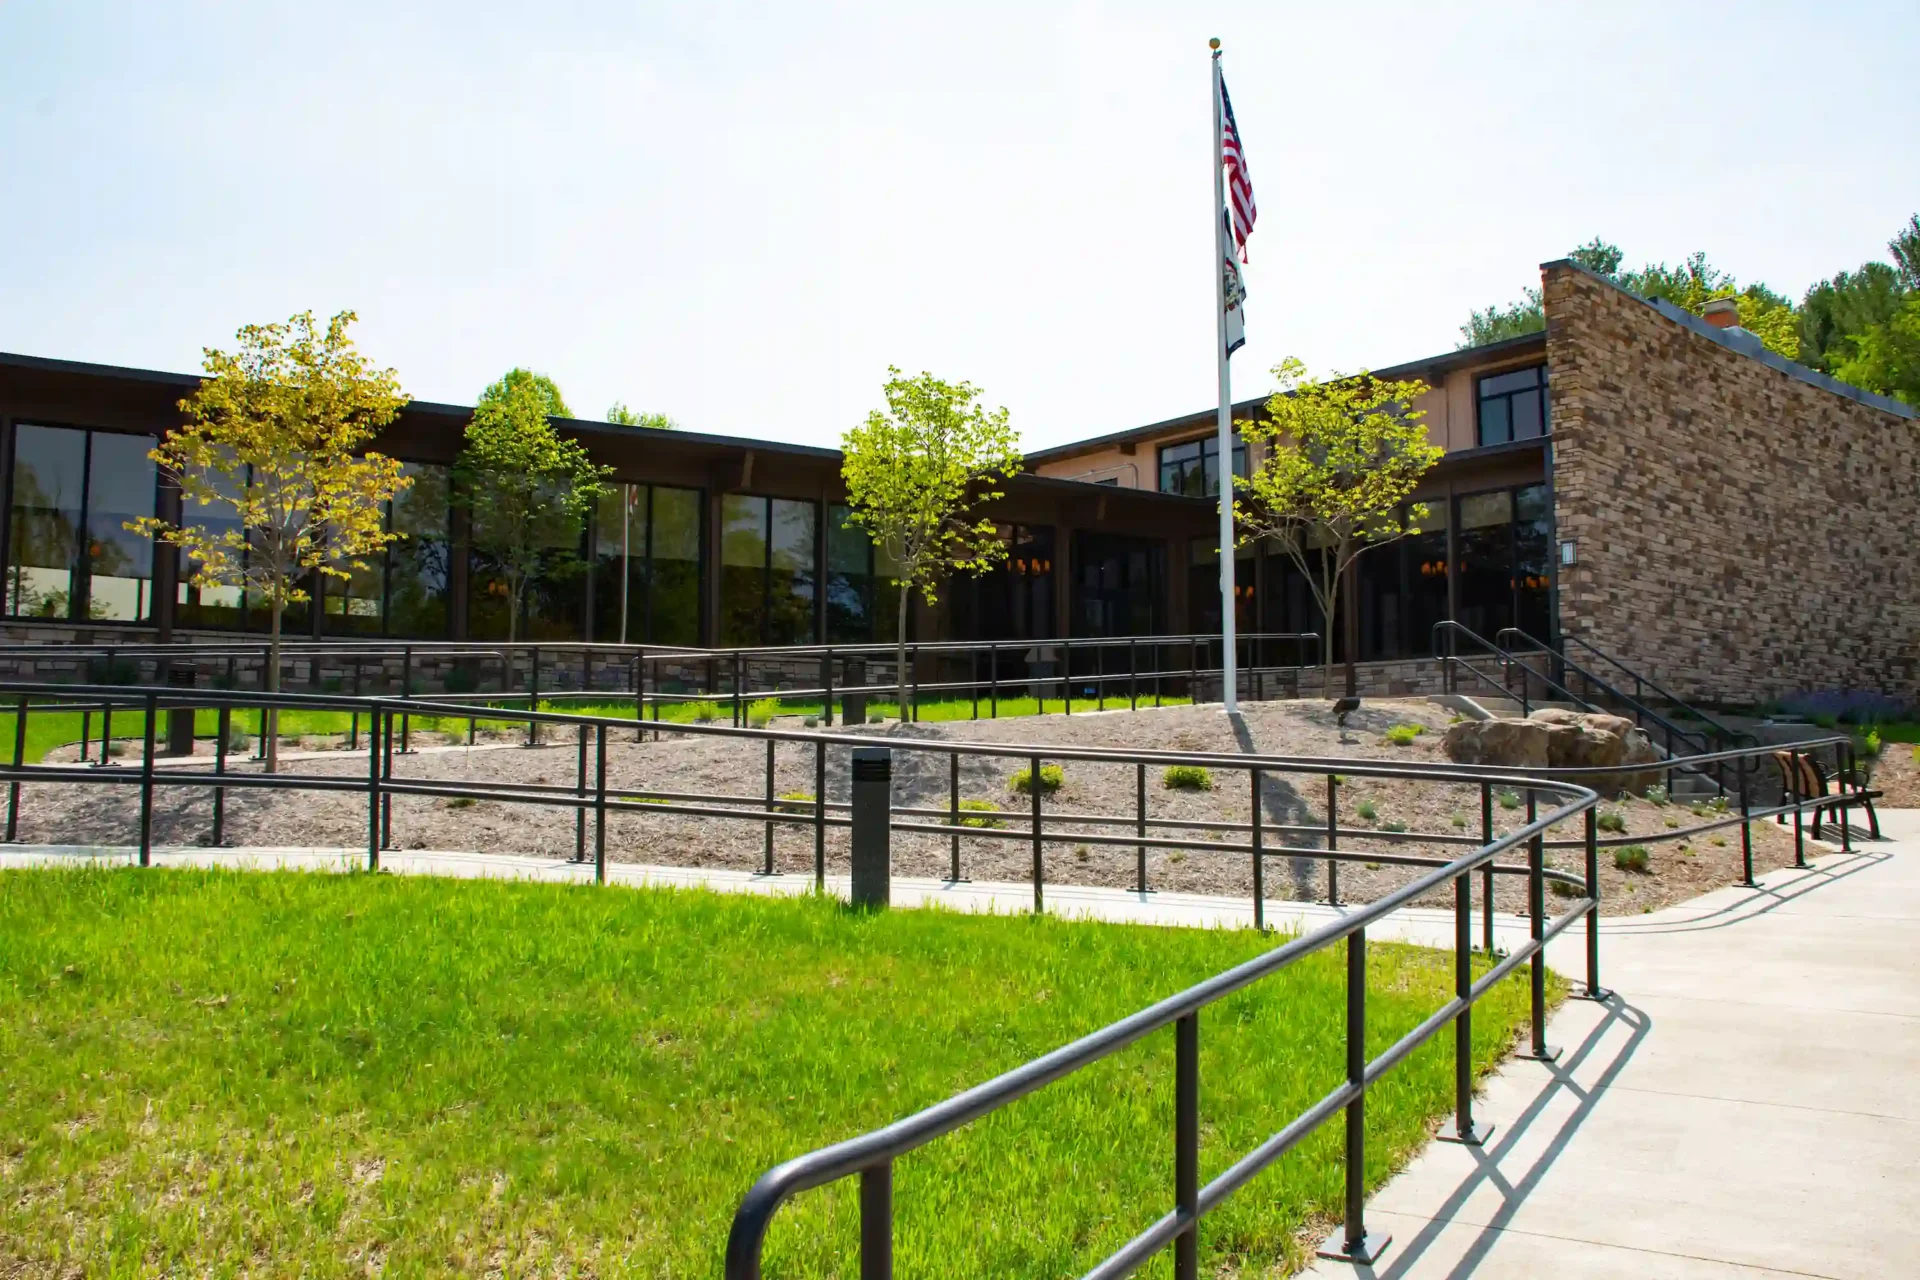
[{"xmin": 1302, "ymin": 808, "xmax": 1920, "ymax": 1280}]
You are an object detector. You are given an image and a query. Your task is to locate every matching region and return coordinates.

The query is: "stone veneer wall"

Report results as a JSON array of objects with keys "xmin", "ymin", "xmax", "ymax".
[{"xmin": 1543, "ymin": 262, "xmax": 1920, "ymax": 704}]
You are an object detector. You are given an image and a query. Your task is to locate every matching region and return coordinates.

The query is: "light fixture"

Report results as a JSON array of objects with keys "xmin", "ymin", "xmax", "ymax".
[{"xmin": 1560, "ymin": 540, "xmax": 1576, "ymax": 566}]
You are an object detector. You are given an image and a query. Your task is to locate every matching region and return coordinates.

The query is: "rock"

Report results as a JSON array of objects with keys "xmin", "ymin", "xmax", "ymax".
[
  {"xmin": 1544, "ymin": 724, "xmax": 1627, "ymax": 771},
  {"xmin": 1607, "ymin": 734, "xmax": 1665, "ymax": 797},
  {"xmin": 1524, "ymin": 707, "xmax": 1638, "ymax": 740},
  {"xmin": 1442, "ymin": 718, "xmax": 1551, "ymax": 769},
  {"xmin": 1526, "ymin": 708, "xmax": 1586, "ymax": 728}
]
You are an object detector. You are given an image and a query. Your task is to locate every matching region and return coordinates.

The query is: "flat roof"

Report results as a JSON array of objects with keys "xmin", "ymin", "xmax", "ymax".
[{"xmin": 1024, "ymin": 331, "xmax": 1548, "ymax": 464}]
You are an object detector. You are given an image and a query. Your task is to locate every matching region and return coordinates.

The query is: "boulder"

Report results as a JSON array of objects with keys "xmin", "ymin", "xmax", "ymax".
[
  {"xmin": 1544, "ymin": 723, "xmax": 1628, "ymax": 771},
  {"xmin": 1442, "ymin": 718, "xmax": 1551, "ymax": 769},
  {"xmin": 1604, "ymin": 734, "xmax": 1665, "ymax": 797},
  {"xmin": 1525, "ymin": 707, "xmax": 1638, "ymax": 741}
]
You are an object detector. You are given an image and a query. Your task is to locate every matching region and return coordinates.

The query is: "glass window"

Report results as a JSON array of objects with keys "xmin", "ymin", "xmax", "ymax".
[
  {"xmin": 1476, "ymin": 365, "xmax": 1548, "ymax": 446},
  {"xmin": 649, "ymin": 487, "xmax": 702, "ymax": 646},
  {"xmin": 591, "ymin": 484, "xmax": 648, "ymax": 644},
  {"xmin": 1157, "ymin": 429, "xmax": 1246, "ymax": 497},
  {"xmin": 1074, "ymin": 532, "xmax": 1163, "ymax": 638},
  {"xmin": 174, "ymin": 463, "xmax": 246, "ymax": 630},
  {"xmin": 1456, "ymin": 487, "xmax": 1517, "ymax": 638},
  {"xmin": 1513, "ymin": 483, "xmax": 1553, "ymax": 642},
  {"xmin": 720, "ymin": 494, "xmax": 769, "ymax": 647},
  {"xmin": 83, "ymin": 433, "xmax": 156, "ymax": 622},
  {"xmin": 719, "ymin": 494, "xmax": 818, "ymax": 647},
  {"xmin": 1404, "ymin": 501, "xmax": 1449, "ymax": 656},
  {"xmin": 7, "ymin": 425, "xmax": 87, "ymax": 619},
  {"xmin": 827, "ymin": 503, "xmax": 874, "ymax": 644},
  {"xmin": 766, "ymin": 498, "xmax": 817, "ymax": 647},
  {"xmin": 955, "ymin": 524, "xmax": 1051, "ymax": 643},
  {"xmin": 387, "ymin": 464, "xmax": 451, "ymax": 638}
]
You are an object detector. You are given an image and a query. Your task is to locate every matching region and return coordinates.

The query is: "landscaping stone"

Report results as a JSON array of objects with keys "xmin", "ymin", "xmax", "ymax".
[{"xmin": 1440, "ymin": 717, "xmax": 1550, "ymax": 768}]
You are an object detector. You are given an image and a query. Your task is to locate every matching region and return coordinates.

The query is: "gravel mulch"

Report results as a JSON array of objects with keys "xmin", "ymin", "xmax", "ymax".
[
  {"xmin": 1867, "ymin": 743, "xmax": 1920, "ymax": 808},
  {"xmin": 14, "ymin": 700, "xmax": 1819, "ymax": 917}
]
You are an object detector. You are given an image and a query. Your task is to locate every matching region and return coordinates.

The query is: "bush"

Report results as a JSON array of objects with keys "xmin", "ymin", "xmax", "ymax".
[
  {"xmin": 802, "ymin": 716, "xmax": 819, "ymax": 729},
  {"xmin": 445, "ymin": 796, "xmax": 476, "ymax": 810},
  {"xmin": 1355, "ymin": 799, "xmax": 1379, "ymax": 823},
  {"xmin": 774, "ymin": 791, "xmax": 815, "ymax": 815},
  {"xmin": 1596, "ymin": 809, "xmax": 1627, "ymax": 833},
  {"xmin": 1496, "ymin": 789, "xmax": 1521, "ymax": 811},
  {"xmin": 1380, "ymin": 819, "xmax": 1408, "ymax": 834},
  {"xmin": 1162, "ymin": 765, "xmax": 1212, "ymax": 791},
  {"xmin": 1613, "ymin": 845, "xmax": 1650, "ymax": 873},
  {"xmin": 1858, "ymin": 728, "xmax": 1883, "ymax": 759},
  {"xmin": 85, "ymin": 657, "xmax": 140, "ymax": 686},
  {"xmin": 957, "ymin": 799, "xmax": 1003, "ymax": 828},
  {"xmin": 1383, "ymin": 723, "xmax": 1423, "ymax": 746},
  {"xmin": 1550, "ymin": 877, "xmax": 1584, "ymax": 899},
  {"xmin": 1449, "ymin": 812, "xmax": 1468, "ymax": 829},
  {"xmin": 1010, "ymin": 764, "xmax": 1064, "ymax": 796},
  {"xmin": 746, "ymin": 697, "xmax": 782, "ymax": 728},
  {"xmin": 1644, "ymin": 785, "xmax": 1669, "ymax": 806},
  {"xmin": 868, "ymin": 713, "xmax": 887, "ymax": 726},
  {"xmin": 226, "ymin": 730, "xmax": 252, "ymax": 753},
  {"xmin": 687, "ymin": 701, "xmax": 721, "ymax": 724},
  {"xmin": 443, "ymin": 665, "xmax": 482, "ymax": 695}
]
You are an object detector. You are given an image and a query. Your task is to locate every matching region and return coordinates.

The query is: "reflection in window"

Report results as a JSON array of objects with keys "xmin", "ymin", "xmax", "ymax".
[
  {"xmin": 1476, "ymin": 365, "xmax": 1548, "ymax": 446},
  {"xmin": 720, "ymin": 495, "xmax": 769, "ymax": 647},
  {"xmin": 1075, "ymin": 532, "xmax": 1164, "ymax": 637},
  {"xmin": 85, "ymin": 433, "xmax": 157, "ymax": 621},
  {"xmin": 6, "ymin": 424, "xmax": 157, "ymax": 622},
  {"xmin": 720, "ymin": 494, "xmax": 819, "ymax": 647},
  {"xmin": 1158, "ymin": 430, "xmax": 1246, "ymax": 497},
  {"xmin": 590, "ymin": 484, "xmax": 702, "ymax": 646},
  {"xmin": 826, "ymin": 504, "xmax": 874, "ymax": 644},
  {"xmin": 650, "ymin": 487, "xmax": 701, "ymax": 646},
  {"xmin": 175, "ymin": 464, "xmax": 247, "ymax": 630},
  {"xmin": 956, "ymin": 524, "xmax": 1052, "ymax": 643},
  {"xmin": 387, "ymin": 464, "xmax": 451, "ymax": 637}
]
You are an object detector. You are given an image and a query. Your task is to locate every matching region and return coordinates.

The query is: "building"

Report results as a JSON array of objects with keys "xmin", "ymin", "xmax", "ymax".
[{"xmin": 3, "ymin": 259, "xmax": 1916, "ymax": 702}]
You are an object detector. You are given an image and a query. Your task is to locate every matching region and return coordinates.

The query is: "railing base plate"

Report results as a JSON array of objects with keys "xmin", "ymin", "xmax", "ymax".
[
  {"xmin": 1436, "ymin": 1119, "xmax": 1495, "ymax": 1146},
  {"xmin": 1515, "ymin": 1044, "xmax": 1563, "ymax": 1062},
  {"xmin": 1316, "ymin": 1228, "xmax": 1391, "ymax": 1265},
  {"xmin": 1570, "ymin": 986, "xmax": 1613, "ymax": 1003}
]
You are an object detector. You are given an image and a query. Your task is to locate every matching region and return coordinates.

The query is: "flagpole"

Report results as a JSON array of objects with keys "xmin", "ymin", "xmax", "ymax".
[{"xmin": 1210, "ymin": 38, "xmax": 1238, "ymax": 714}]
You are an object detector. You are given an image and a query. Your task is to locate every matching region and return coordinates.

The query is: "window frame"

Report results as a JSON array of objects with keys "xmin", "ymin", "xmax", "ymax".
[
  {"xmin": 1474, "ymin": 364, "xmax": 1549, "ymax": 447},
  {"xmin": 1156, "ymin": 429, "xmax": 1246, "ymax": 497},
  {"xmin": 3, "ymin": 420, "xmax": 161, "ymax": 625}
]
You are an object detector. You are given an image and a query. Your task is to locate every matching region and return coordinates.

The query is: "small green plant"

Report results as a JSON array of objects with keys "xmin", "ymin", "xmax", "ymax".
[
  {"xmin": 774, "ymin": 791, "xmax": 816, "ymax": 815},
  {"xmin": 1711, "ymin": 835, "xmax": 1726, "ymax": 847},
  {"xmin": 1644, "ymin": 784, "xmax": 1669, "ymax": 806},
  {"xmin": 957, "ymin": 799, "xmax": 1003, "ymax": 828},
  {"xmin": 1379, "ymin": 819, "xmax": 1408, "ymax": 834},
  {"xmin": 1162, "ymin": 764, "xmax": 1213, "ymax": 791},
  {"xmin": 1355, "ymin": 799, "xmax": 1379, "ymax": 823},
  {"xmin": 1383, "ymin": 723, "xmax": 1423, "ymax": 746},
  {"xmin": 1449, "ymin": 812, "xmax": 1467, "ymax": 829},
  {"xmin": 1663, "ymin": 816, "xmax": 1679, "ymax": 829},
  {"xmin": 868, "ymin": 713, "xmax": 886, "ymax": 725},
  {"xmin": 1168, "ymin": 851, "xmax": 1186, "ymax": 864},
  {"xmin": 746, "ymin": 697, "xmax": 782, "ymax": 728},
  {"xmin": 802, "ymin": 716, "xmax": 819, "ymax": 729},
  {"xmin": 1596, "ymin": 809, "xmax": 1627, "ymax": 834},
  {"xmin": 1859, "ymin": 728, "xmax": 1883, "ymax": 758},
  {"xmin": 1497, "ymin": 789, "xmax": 1521, "ymax": 811},
  {"xmin": 1010, "ymin": 764, "xmax": 1064, "ymax": 796},
  {"xmin": 1614, "ymin": 844, "xmax": 1650, "ymax": 873},
  {"xmin": 105, "ymin": 742, "xmax": 127, "ymax": 758},
  {"xmin": 226, "ymin": 730, "xmax": 252, "ymax": 753},
  {"xmin": 687, "ymin": 700, "xmax": 721, "ymax": 724},
  {"xmin": 1073, "ymin": 845, "xmax": 1090, "ymax": 862},
  {"xmin": 445, "ymin": 796, "xmax": 476, "ymax": 809},
  {"xmin": 1550, "ymin": 877, "xmax": 1583, "ymax": 899}
]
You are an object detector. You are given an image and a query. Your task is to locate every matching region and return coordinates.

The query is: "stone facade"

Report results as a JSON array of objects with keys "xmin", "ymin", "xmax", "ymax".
[{"xmin": 1544, "ymin": 262, "xmax": 1920, "ymax": 704}]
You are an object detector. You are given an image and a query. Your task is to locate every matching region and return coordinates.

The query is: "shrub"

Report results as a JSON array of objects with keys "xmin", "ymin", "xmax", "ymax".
[
  {"xmin": 226, "ymin": 730, "xmax": 252, "ymax": 753},
  {"xmin": 746, "ymin": 697, "xmax": 782, "ymax": 728},
  {"xmin": 443, "ymin": 664, "xmax": 482, "ymax": 695},
  {"xmin": 1073, "ymin": 845, "xmax": 1090, "ymax": 862},
  {"xmin": 445, "ymin": 796, "xmax": 476, "ymax": 809},
  {"xmin": 1010, "ymin": 764, "xmax": 1064, "ymax": 796},
  {"xmin": 1550, "ymin": 877, "xmax": 1584, "ymax": 899},
  {"xmin": 1449, "ymin": 812, "xmax": 1467, "ymax": 829},
  {"xmin": 957, "ymin": 799, "xmax": 1003, "ymax": 828},
  {"xmin": 802, "ymin": 716, "xmax": 819, "ymax": 729},
  {"xmin": 1383, "ymin": 723, "xmax": 1423, "ymax": 746},
  {"xmin": 1379, "ymin": 819, "xmax": 1408, "ymax": 834},
  {"xmin": 1162, "ymin": 765, "xmax": 1212, "ymax": 791},
  {"xmin": 1496, "ymin": 789, "xmax": 1521, "ymax": 811},
  {"xmin": 1613, "ymin": 844, "xmax": 1650, "ymax": 873},
  {"xmin": 85, "ymin": 656, "xmax": 140, "ymax": 686},
  {"xmin": 1355, "ymin": 799, "xmax": 1379, "ymax": 823},
  {"xmin": 869, "ymin": 713, "xmax": 887, "ymax": 725},
  {"xmin": 1596, "ymin": 809, "xmax": 1627, "ymax": 834},
  {"xmin": 1663, "ymin": 816, "xmax": 1679, "ymax": 829},
  {"xmin": 774, "ymin": 791, "xmax": 815, "ymax": 815},
  {"xmin": 1644, "ymin": 785, "xmax": 1669, "ymax": 806},
  {"xmin": 1858, "ymin": 728, "xmax": 1883, "ymax": 759},
  {"xmin": 687, "ymin": 700, "xmax": 721, "ymax": 724}
]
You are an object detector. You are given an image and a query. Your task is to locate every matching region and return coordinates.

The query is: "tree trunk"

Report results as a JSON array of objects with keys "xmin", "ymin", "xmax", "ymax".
[
  {"xmin": 266, "ymin": 596, "xmax": 282, "ymax": 774},
  {"xmin": 895, "ymin": 582, "xmax": 910, "ymax": 724},
  {"xmin": 1343, "ymin": 558, "xmax": 1359, "ymax": 699}
]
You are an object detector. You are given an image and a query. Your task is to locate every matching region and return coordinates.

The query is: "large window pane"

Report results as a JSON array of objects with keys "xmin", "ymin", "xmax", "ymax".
[
  {"xmin": 7, "ymin": 425, "xmax": 86, "ymax": 618},
  {"xmin": 387, "ymin": 464, "xmax": 450, "ymax": 637},
  {"xmin": 1513, "ymin": 483, "xmax": 1553, "ymax": 641},
  {"xmin": 1477, "ymin": 365, "xmax": 1548, "ymax": 447},
  {"xmin": 1457, "ymin": 488, "xmax": 1516, "ymax": 639},
  {"xmin": 720, "ymin": 494, "xmax": 768, "ymax": 646},
  {"xmin": 1158, "ymin": 431, "xmax": 1245, "ymax": 498},
  {"xmin": 592, "ymin": 485, "xmax": 646, "ymax": 644},
  {"xmin": 175, "ymin": 464, "xmax": 246, "ymax": 630},
  {"xmin": 83, "ymin": 432, "xmax": 155, "ymax": 621},
  {"xmin": 826, "ymin": 503, "xmax": 872, "ymax": 644},
  {"xmin": 766, "ymin": 498, "xmax": 816, "ymax": 646},
  {"xmin": 649, "ymin": 487, "xmax": 701, "ymax": 646}
]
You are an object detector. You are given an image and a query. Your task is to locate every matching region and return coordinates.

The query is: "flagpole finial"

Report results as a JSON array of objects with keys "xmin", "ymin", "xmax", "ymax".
[{"xmin": 1209, "ymin": 37, "xmax": 1220, "ymax": 50}]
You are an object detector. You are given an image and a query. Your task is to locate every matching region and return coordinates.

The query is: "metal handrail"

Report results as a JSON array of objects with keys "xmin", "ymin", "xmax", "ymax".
[{"xmin": 1495, "ymin": 627, "xmax": 1755, "ymax": 749}]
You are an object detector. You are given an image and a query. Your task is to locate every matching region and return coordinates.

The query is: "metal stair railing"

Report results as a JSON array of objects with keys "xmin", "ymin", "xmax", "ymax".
[{"xmin": 1496, "ymin": 628, "xmax": 1755, "ymax": 752}]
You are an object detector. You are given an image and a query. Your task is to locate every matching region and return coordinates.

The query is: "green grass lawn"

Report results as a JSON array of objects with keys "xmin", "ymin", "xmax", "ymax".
[
  {"xmin": 0, "ymin": 691, "xmax": 1194, "ymax": 762},
  {"xmin": 0, "ymin": 868, "xmax": 1542, "ymax": 1277}
]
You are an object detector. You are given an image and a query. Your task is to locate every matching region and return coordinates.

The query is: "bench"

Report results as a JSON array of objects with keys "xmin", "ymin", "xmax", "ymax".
[{"xmin": 1771, "ymin": 749, "xmax": 1883, "ymax": 841}]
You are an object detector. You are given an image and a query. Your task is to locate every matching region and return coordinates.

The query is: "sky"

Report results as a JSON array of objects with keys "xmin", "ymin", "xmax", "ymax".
[{"xmin": 3, "ymin": 2, "xmax": 1917, "ymax": 453}]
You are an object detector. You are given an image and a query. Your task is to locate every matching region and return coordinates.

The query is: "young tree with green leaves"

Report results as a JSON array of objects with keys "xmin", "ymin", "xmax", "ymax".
[
  {"xmin": 606, "ymin": 402, "xmax": 678, "ymax": 430},
  {"xmin": 482, "ymin": 368, "xmax": 572, "ymax": 418},
  {"xmin": 1234, "ymin": 358, "xmax": 1443, "ymax": 696},
  {"xmin": 129, "ymin": 310, "xmax": 410, "ymax": 772},
  {"xmin": 456, "ymin": 374, "xmax": 611, "ymax": 643},
  {"xmin": 841, "ymin": 368, "xmax": 1024, "ymax": 717}
]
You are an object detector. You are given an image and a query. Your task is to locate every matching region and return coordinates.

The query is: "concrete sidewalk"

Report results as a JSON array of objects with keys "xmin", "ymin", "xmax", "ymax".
[{"xmin": 1303, "ymin": 808, "xmax": 1920, "ymax": 1280}]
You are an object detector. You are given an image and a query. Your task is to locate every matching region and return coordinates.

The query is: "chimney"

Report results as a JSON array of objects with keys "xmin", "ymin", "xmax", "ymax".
[{"xmin": 1703, "ymin": 298, "xmax": 1741, "ymax": 330}]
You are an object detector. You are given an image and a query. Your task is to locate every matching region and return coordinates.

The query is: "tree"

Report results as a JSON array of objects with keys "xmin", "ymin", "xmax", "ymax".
[
  {"xmin": 841, "ymin": 368, "xmax": 1023, "ymax": 718},
  {"xmin": 128, "ymin": 310, "xmax": 410, "ymax": 772},
  {"xmin": 482, "ymin": 368, "xmax": 571, "ymax": 419},
  {"xmin": 1234, "ymin": 358, "xmax": 1442, "ymax": 697},
  {"xmin": 1799, "ymin": 263, "xmax": 1906, "ymax": 372},
  {"xmin": 607, "ymin": 402, "xmax": 678, "ymax": 430},
  {"xmin": 1456, "ymin": 239, "xmax": 1623, "ymax": 347},
  {"xmin": 457, "ymin": 374, "xmax": 611, "ymax": 643},
  {"xmin": 1833, "ymin": 294, "xmax": 1920, "ymax": 406}
]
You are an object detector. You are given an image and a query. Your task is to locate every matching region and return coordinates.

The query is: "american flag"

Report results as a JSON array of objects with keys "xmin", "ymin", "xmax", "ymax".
[{"xmin": 1219, "ymin": 74, "xmax": 1256, "ymax": 262}]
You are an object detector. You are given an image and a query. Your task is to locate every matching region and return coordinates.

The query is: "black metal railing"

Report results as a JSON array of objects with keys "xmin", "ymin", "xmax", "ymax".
[{"xmin": 1495, "ymin": 627, "xmax": 1755, "ymax": 751}]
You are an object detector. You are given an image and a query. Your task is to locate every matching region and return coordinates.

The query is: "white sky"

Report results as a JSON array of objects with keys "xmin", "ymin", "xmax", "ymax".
[{"xmin": 3, "ymin": 1, "xmax": 1916, "ymax": 452}]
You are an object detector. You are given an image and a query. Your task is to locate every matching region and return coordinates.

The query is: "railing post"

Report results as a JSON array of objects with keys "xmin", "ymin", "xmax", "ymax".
[
  {"xmin": 81, "ymin": 706, "xmax": 92, "ymax": 764},
  {"xmin": 859, "ymin": 1161, "xmax": 893, "ymax": 1280},
  {"xmin": 101, "ymin": 699, "xmax": 115, "ymax": 766},
  {"xmin": 989, "ymin": 644, "xmax": 999, "ymax": 719},
  {"xmin": 1317, "ymin": 925, "xmax": 1388, "ymax": 1264},
  {"xmin": 1061, "ymin": 642, "xmax": 1070, "ymax": 716},
  {"xmin": 366, "ymin": 705, "xmax": 382, "ymax": 870},
  {"xmin": 1838, "ymin": 741, "xmax": 1854, "ymax": 855},
  {"xmin": 528, "ymin": 647, "xmax": 542, "ymax": 746},
  {"xmin": 1030, "ymin": 752, "xmax": 1044, "ymax": 914},
  {"xmin": 212, "ymin": 705, "xmax": 230, "ymax": 846},
  {"xmin": 1738, "ymin": 754, "xmax": 1756, "ymax": 887},
  {"xmin": 970, "ymin": 648, "xmax": 979, "ymax": 720},
  {"xmin": 1519, "ymin": 789, "xmax": 1560, "ymax": 1061},
  {"xmin": 381, "ymin": 706, "xmax": 394, "ymax": 851},
  {"xmin": 1174, "ymin": 1010, "xmax": 1200, "ymax": 1280},
  {"xmin": 574, "ymin": 723, "xmax": 589, "ymax": 863},
  {"xmin": 763, "ymin": 737, "xmax": 776, "ymax": 875},
  {"xmin": 5, "ymin": 694, "xmax": 26, "ymax": 842},
  {"xmin": 948, "ymin": 752, "xmax": 961, "ymax": 882},
  {"xmin": 348, "ymin": 659, "xmax": 361, "ymax": 750},
  {"xmin": 850, "ymin": 747, "xmax": 891, "ymax": 909},
  {"xmin": 733, "ymin": 653, "xmax": 743, "ymax": 728},
  {"xmin": 814, "ymin": 738, "xmax": 827, "ymax": 890},
  {"xmin": 1250, "ymin": 768, "xmax": 1265, "ymax": 932},
  {"xmin": 823, "ymin": 651, "xmax": 835, "ymax": 728},
  {"xmin": 1790, "ymin": 749, "xmax": 1807, "ymax": 869},
  {"xmin": 1480, "ymin": 780, "xmax": 1496, "ymax": 954},
  {"xmin": 138, "ymin": 693, "xmax": 157, "ymax": 866},
  {"xmin": 1440, "ymin": 865, "xmax": 1491, "ymax": 1145},
  {"xmin": 594, "ymin": 723, "xmax": 608, "ymax": 885},
  {"xmin": 1135, "ymin": 761, "xmax": 1148, "ymax": 894},
  {"xmin": 401, "ymin": 645, "xmax": 413, "ymax": 753},
  {"xmin": 1578, "ymin": 805, "xmax": 1609, "ymax": 1001},
  {"xmin": 1325, "ymin": 773, "xmax": 1340, "ymax": 907}
]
